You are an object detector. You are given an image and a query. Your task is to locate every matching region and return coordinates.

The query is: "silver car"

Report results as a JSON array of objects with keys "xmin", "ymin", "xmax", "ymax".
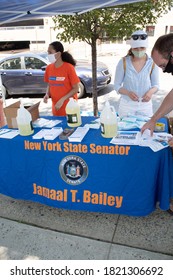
[{"xmin": 0, "ymin": 53, "xmax": 111, "ymax": 99}]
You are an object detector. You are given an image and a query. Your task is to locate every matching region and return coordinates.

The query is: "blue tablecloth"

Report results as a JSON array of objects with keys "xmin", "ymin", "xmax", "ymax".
[{"xmin": 0, "ymin": 116, "xmax": 173, "ymax": 216}]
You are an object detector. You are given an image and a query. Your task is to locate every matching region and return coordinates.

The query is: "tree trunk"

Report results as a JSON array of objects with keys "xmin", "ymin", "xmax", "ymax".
[{"xmin": 91, "ymin": 37, "xmax": 98, "ymax": 117}]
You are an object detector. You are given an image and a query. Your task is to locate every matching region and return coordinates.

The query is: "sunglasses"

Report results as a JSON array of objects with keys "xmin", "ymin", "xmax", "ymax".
[{"xmin": 131, "ymin": 34, "xmax": 148, "ymax": 40}]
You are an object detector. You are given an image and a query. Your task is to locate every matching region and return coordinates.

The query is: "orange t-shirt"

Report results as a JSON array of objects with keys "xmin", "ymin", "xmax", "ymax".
[{"xmin": 44, "ymin": 62, "xmax": 80, "ymax": 116}]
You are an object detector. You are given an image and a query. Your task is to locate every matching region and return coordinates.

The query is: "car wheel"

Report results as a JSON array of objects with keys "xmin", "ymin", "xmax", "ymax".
[{"xmin": 78, "ymin": 82, "xmax": 85, "ymax": 99}]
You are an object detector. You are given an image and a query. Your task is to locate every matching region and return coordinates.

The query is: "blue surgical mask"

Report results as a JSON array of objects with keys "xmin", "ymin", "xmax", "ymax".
[
  {"xmin": 132, "ymin": 50, "xmax": 146, "ymax": 58},
  {"xmin": 48, "ymin": 53, "xmax": 56, "ymax": 63}
]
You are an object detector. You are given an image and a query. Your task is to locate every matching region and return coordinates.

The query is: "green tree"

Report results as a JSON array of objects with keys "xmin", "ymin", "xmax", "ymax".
[{"xmin": 53, "ymin": 0, "xmax": 173, "ymax": 116}]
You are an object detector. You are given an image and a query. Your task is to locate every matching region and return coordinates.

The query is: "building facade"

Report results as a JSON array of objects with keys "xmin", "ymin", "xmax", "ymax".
[{"xmin": 0, "ymin": 8, "xmax": 172, "ymax": 53}]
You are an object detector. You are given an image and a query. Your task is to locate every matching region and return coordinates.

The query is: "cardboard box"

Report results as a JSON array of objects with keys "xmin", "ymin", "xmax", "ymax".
[{"xmin": 4, "ymin": 101, "xmax": 40, "ymax": 128}]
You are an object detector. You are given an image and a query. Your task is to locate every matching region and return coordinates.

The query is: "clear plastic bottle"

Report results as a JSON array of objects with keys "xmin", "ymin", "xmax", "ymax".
[
  {"xmin": 65, "ymin": 98, "xmax": 82, "ymax": 127},
  {"xmin": 100, "ymin": 101, "xmax": 117, "ymax": 138},
  {"xmin": 16, "ymin": 102, "xmax": 34, "ymax": 136}
]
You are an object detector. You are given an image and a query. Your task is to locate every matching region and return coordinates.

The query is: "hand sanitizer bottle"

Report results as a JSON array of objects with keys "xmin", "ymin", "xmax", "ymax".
[
  {"xmin": 16, "ymin": 101, "xmax": 34, "ymax": 136},
  {"xmin": 65, "ymin": 98, "xmax": 82, "ymax": 127},
  {"xmin": 100, "ymin": 100, "xmax": 117, "ymax": 138}
]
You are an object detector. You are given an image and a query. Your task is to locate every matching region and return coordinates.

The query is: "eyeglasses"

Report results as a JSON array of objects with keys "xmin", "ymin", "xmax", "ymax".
[{"xmin": 131, "ymin": 34, "xmax": 148, "ymax": 40}]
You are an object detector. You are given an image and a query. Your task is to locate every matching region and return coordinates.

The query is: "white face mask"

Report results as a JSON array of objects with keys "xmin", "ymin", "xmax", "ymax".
[
  {"xmin": 48, "ymin": 53, "xmax": 56, "ymax": 63},
  {"xmin": 132, "ymin": 50, "xmax": 146, "ymax": 58}
]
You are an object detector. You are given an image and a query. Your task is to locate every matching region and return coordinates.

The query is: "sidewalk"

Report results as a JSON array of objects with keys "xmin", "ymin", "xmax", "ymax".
[{"xmin": 0, "ymin": 194, "xmax": 173, "ymax": 260}]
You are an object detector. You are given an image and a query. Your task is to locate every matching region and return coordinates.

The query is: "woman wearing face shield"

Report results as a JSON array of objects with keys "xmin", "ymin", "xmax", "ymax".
[
  {"xmin": 43, "ymin": 41, "xmax": 80, "ymax": 116},
  {"xmin": 114, "ymin": 30, "xmax": 159, "ymax": 118}
]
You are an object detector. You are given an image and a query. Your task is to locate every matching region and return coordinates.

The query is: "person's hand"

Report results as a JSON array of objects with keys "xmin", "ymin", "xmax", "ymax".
[
  {"xmin": 141, "ymin": 118, "xmax": 156, "ymax": 135},
  {"xmin": 43, "ymin": 93, "xmax": 49, "ymax": 103},
  {"xmin": 128, "ymin": 91, "xmax": 139, "ymax": 101},
  {"xmin": 142, "ymin": 92, "xmax": 152, "ymax": 102},
  {"xmin": 168, "ymin": 137, "xmax": 173, "ymax": 147},
  {"xmin": 55, "ymin": 98, "xmax": 64, "ymax": 111}
]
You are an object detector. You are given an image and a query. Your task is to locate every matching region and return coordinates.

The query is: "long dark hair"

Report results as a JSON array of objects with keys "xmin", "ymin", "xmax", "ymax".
[
  {"xmin": 152, "ymin": 33, "xmax": 173, "ymax": 59},
  {"xmin": 49, "ymin": 41, "xmax": 76, "ymax": 66},
  {"xmin": 126, "ymin": 48, "xmax": 134, "ymax": 57}
]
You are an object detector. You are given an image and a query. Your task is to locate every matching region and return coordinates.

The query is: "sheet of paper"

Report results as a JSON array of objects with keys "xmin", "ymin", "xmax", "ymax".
[
  {"xmin": 32, "ymin": 127, "xmax": 63, "ymax": 140},
  {"xmin": 110, "ymin": 131, "xmax": 138, "ymax": 145},
  {"xmin": 32, "ymin": 129, "xmax": 49, "ymax": 139},
  {"xmin": 110, "ymin": 129, "xmax": 172, "ymax": 152},
  {"xmin": 0, "ymin": 130, "xmax": 19, "ymax": 139},
  {"xmin": 0, "ymin": 128, "xmax": 11, "ymax": 135},
  {"xmin": 44, "ymin": 127, "xmax": 63, "ymax": 140},
  {"xmin": 33, "ymin": 118, "xmax": 62, "ymax": 128},
  {"xmin": 136, "ymin": 131, "xmax": 172, "ymax": 152},
  {"xmin": 43, "ymin": 120, "xmax": 62, "ymax": 128},
  {"xmin": 68, "ymin": 127, "xmax": 89, "ymax": 142}
]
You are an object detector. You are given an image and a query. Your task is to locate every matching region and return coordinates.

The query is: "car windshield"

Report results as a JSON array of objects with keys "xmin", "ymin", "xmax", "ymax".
[{"xmin": 39, "ymin": 53, "xmax": 49, "ymax": 61}]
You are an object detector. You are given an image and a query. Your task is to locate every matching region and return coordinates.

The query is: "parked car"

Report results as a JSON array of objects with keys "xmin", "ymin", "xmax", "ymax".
[{"xmin": 0, "ymin": 52, "xmax": 111, "ymax": 99}]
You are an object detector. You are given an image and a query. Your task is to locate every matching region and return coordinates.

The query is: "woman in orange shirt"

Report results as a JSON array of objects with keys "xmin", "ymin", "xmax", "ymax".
[{"xmin": 43, "ymin": 41, "xmax": 80, "ymax": 116}]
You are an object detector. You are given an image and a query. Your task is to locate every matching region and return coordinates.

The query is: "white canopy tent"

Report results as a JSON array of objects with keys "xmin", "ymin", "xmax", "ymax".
[{"xmin": 0, "ymin": 0, "xmax": 144, "ymax": 25}]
